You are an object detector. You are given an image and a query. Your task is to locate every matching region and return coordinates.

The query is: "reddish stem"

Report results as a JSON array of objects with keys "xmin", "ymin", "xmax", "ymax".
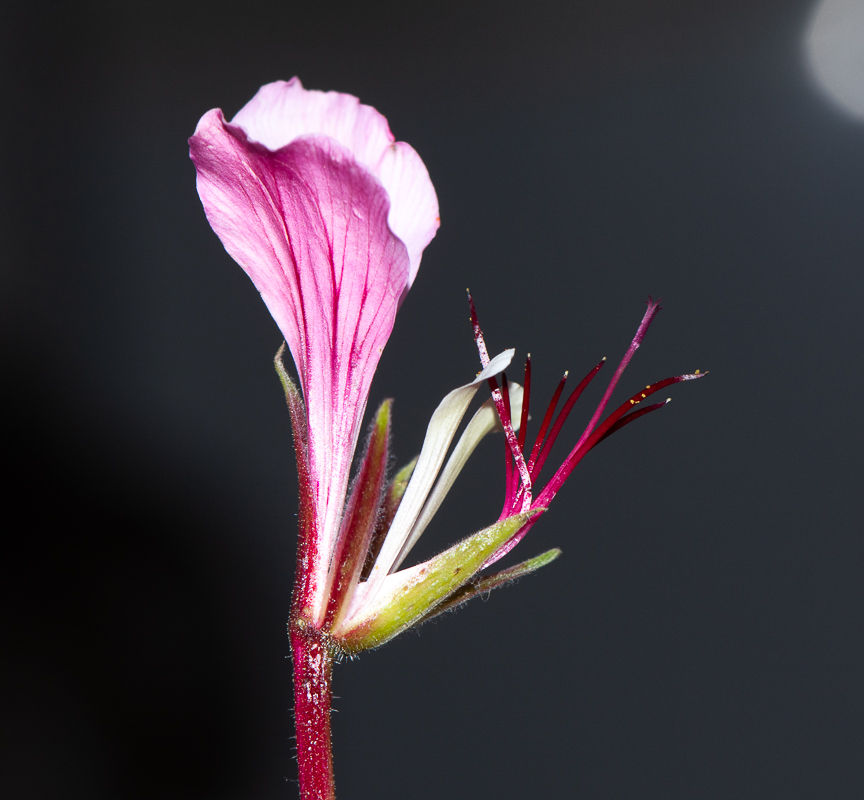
[{"xmin": 290, "ymin": 627, "xmax": 335, "ymax": 800}]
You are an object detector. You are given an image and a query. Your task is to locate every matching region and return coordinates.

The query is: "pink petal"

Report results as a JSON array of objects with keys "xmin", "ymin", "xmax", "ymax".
[
  {"xmin": 231, "ymin": 78, "xmax": 439, "ymax": 286},
  {"xmin": 190, "ymin": 109, "xmax": 412, "ymax": 608}
]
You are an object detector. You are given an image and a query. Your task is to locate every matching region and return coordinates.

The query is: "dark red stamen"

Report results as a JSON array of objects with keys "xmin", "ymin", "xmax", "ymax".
[
  {"xmin": 470, "ymin": 294, "xmax": 532, "ymax": 509},
  {"xmin": 535, "ymin": 372, "xmax": 705, "ymax": 507},
  {"xmin": 530, "ymin": 359, "xmax": 605, "ymax": 481},
  {"xmin": 597, "ymin": 399, "xmax": 669, "ymax": 444},
  {"xmin": 485, "ymin": 370, "xmax": 528, "ymax": 498},
  {"xmin": 526, "ymin": 370, "xmax": 569, "ymax": 475},
  {"xmin": 481, "ymin": 511, "xmax": 544, "ymax": 568},
  {"xmin": 570, "ymin": 297, "xmax": 663, "ymax": 455},
  {"xmin": 475, "ymin": 296, "xmax": 706, "ymax": 573}
]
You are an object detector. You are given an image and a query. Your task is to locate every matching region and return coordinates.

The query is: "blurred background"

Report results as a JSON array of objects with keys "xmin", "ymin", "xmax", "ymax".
[{"xmin": 3, "ymin": 1, "xmax": 863, "ymax": 797}]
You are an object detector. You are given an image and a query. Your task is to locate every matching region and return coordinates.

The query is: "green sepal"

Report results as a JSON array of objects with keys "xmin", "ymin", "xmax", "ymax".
[
  {"xmin": 384, "ymin": 458, "xmax": 417, "ymax": 514},
  {"xmin": 336, "ymin": 508, "xmax": 544, "ymax": 652},
  {"xmin": 420, "ymin": 547, "xmax": 562, "ymax": 622}
]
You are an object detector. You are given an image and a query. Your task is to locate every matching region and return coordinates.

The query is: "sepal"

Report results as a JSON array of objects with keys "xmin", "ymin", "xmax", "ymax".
[
  {"xmin": 333, "ymin": 508, "xmax": 543, "ymax": 652},
  {"xmin": 275, "ymin": 344, "xmax": 319, "ymax": 621},
  {"xmin": 421, "ymin": 547, "xmax": 561, "ymax": 621}
]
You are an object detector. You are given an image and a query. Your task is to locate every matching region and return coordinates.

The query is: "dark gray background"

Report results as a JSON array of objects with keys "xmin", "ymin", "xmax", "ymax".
[{"xmin": 3, "ymin": 1, "xmax": 863, "ymax": 798}]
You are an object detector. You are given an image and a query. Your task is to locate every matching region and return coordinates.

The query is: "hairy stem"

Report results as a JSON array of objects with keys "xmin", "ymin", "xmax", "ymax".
[{"xmin": 290, "ymin": 626, "xmax": 335, "ymax": 800}]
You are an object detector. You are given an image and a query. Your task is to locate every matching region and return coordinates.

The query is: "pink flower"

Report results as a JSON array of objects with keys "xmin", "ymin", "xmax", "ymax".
[
  {"xmin": 191, "ymin": 80, "xmax": 706, "ymax": 800},
  {"xmin": 189, "ymin": 79, "xmax": 439, "ymax": 621},
  {"xmin": 189, "ymin": 80, "xmax": 704, "ymax": 654},
  {"xmin": 190, "ymin": 80, "xmax": 527, "ymax": 653}
]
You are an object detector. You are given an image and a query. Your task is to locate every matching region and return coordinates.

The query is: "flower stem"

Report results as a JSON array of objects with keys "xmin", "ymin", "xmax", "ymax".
[{"xmin": 290, "ymin": 626, "xmax": 335, "ymax": 800}]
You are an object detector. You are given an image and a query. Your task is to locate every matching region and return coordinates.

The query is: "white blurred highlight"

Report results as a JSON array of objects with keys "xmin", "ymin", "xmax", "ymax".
[{"xmin": 805, "ymin": 0, "xmax": 864, "ymax": 121}]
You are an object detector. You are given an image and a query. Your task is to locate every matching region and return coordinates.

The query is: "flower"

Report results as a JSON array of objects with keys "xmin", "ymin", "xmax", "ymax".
[
  {"xmin": 191, "ymin": 81, "xmax": 706, "ymax": 800},
  {"xmin": 189, "ymin": 80, "xmax": 705, "ymax": 657},
  {"xmin": 189, "ymin": 80, "xmax": 529, "ymax": 645}
]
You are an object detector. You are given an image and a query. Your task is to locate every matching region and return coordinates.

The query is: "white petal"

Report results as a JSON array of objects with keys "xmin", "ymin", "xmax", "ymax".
[
  {"xmin": 392, "ymin": 382, "xmax": 524, "ymax": 570},
  {"xmin": 231, "ymin": 78, "xmax": 393, "ymax": 167},
  {"xmin": 362, "ymin": 349, "xmax": 514, "ymax": 603}
]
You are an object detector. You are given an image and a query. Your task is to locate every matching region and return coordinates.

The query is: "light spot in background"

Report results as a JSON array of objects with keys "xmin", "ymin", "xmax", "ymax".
[{"xmin": 805, "ymin": 0, "xmax": 864, "ymax": 120}]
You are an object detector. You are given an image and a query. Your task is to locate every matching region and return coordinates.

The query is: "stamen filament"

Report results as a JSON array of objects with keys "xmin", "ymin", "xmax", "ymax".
[
  {"xmin": 570, "ymin": 297, "xmax": 662, "ymax": 455},
  {"xmin": 530, "ymin": 359, "xmax": 605, "ymax": 481},
  {"xmin": 536, "ymin": 372, "xmax": 704, "ymax": 507},
  {"xmin": 526, "ymin": 370, "xmax": 569, "ymax": 474},
  {"xmin": 496, "ymin": 374, "xmax": 514, "ymax": 506},
  {"xmin": 488, "ymin": 375, "xmax": 533, "ymax": 512},
  {"xmin": 597, "ymin": 399, "xmax": 670, "ymax": 443},
  {"xmin": 470, "ymin": 296, "xmax": 532, "ymax": 511},
  {"xmin": 468, "ymin": 291, "xmax": 491, "ymax": 367},
  {"xmin": 468, "ymin": 296, "xmax": 706, "ymax": 576}
]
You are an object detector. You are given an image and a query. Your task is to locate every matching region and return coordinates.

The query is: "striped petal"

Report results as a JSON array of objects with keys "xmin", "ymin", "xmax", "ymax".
[{"xmin": 189, "ymin": 81, "xmax": 439, "ymax": 616}]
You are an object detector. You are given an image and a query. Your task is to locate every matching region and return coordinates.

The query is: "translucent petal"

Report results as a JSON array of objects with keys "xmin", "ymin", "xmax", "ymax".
[
  {"xmin": 362, "ymin": 350, "xmax": 514, "ymax": 604},
  {"xmin": 392, "ymin": 382, "xmax": 524, "ymax": 570}
]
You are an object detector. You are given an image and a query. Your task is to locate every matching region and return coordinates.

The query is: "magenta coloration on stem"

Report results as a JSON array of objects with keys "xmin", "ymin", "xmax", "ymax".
[{"xmin": 290, "ymin": 629, "xmax": 335, "ymax": 800}]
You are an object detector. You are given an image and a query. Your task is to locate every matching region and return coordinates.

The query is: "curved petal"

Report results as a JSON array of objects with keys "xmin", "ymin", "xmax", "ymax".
[
  {"xmin": 231, "ymin": 78, "xmax": 439, "ymax": 285},
  {"xmin": 374, "ymin": 143, "xmax": 439, "ymax": 287},
  {"xmin": 363, "ymin": 349, "xmax": 515, "ymax": 605},
  {"xmin": 190, "ymin": 110, "xmax": 410, "ymax": 610},
  {"xmin": 403, "ymin": 382, "xmax": 524, "ymax": 564}
]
